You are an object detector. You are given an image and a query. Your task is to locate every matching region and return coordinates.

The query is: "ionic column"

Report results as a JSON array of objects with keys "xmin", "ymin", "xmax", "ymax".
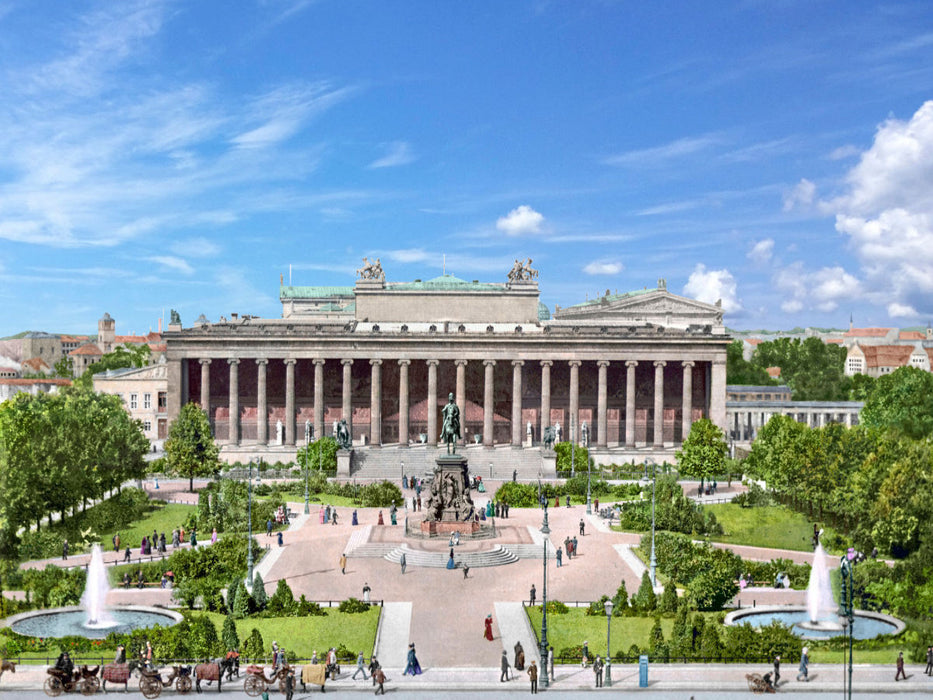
[
  {"xmin": 483, "ymin": 360, "xmax": 496, "ymax": 447},
  {"xmin": 228, "ymin": 359, "xmax": 240, "ymax": 444},
  {"xmin": 597, "ymin": 361, "xmax": 609, "ymax": 448},
  {"xmin": 256, "ymin": 359, "xmax": 268, "ymax": 444},
  {"xmin": 199, "ymin": 359, "xmax": 211, "ymax": 418},
  {"xmin": 341, "ymin": 360, "xmax": 354, "ymax": 436},
  {"xmin": 653, "ymin": 361, "xmax": 666, "ymax": 448},
  {"xmin": 569, "ymin": 360, "xmax": 581, "ymax": 442},
  {"xmin": 398, "ymin": 360, "xmax": 411, "ymax": 446},
  {"xmin": 681, "ymin": 361, "xmax": 695, "ymax": 443},
  {"xmin": 540, "ymin": 361, "xmax": 552, "ymax": 441},
  {"xmin": 455, "ymin": 360, "xmax": 467, "ymax": 443},
  {"xmin": 370, "ymin": 359, "xmax": 382, "ymax": 446},
  {"xmin": 625, "ymin": 361, "xmax": 638, "ymax": 447},
  {"xmin": 313, "ymin": 359, "xmax": 325, "ymax": 441},
  {"xmin": 710, "ymin": 359, "xmax": 727, "ymax": 433},
  {"xmin": 511, "ymin": 361, "xmax": 524, "ymax": 447},
  {"xmin": 285, "ymin": 359, "xmax": 296, "ymax": 446},
  {"xmin": 427, "ymin": 360, "xmax": 439, "ymax": 446}
]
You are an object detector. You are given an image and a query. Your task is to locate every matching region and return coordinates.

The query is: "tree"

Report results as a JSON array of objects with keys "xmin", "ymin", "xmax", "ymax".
[
  {"xmin": 610, "ymin": 579, "xmax": 630, "ymax": 616},
  {"xmin": 165, "ymin": 402, "xmax": 220, "ymax": 491},
  {"xmin": 631, "ymin": 571, "xmax": 657, "ymax": 613},
  {"xmin": 251, "ymin": 573, "xmax": 268, "ymax": 611},
  {"xmin": 554, "ymin": 442, "xmax": 589, "ymax": 475},
  {"xmin": 74, "ymin": 343, "xmax": 151, "ymax": 390},
  {"xmin": 267, "ymin": 578, "xmax": 296, "ymax": 615},
  {"xmin": 726, "ymin": 340, "xmax": 775, "ymax": 385},
  {"xmin": 658, "ymin": 582, "xmax": 678, "ymax": 614},
  {"xmin": 54, "ymin": 356, "xmax": 74, "ymax": 379},
  {"xmin": 232, "ymin": 580, "xmax": 252, "ymax": 619},
  {"xmin": 861, "ymin": 366, "xmax": 933, "ymax": 440},
  {"xmin": 221, "ymin": 614, "xmax": 240, "ymax": 651},
  {"xmin": 242, "ymin": 627, "xmax": 265, "ymax": 661},
  {"xmin": 297, "ymin": 437, "xmax": 339, "ymax": 471},
  {"xmin": 676, "ymin": 419, "xmax": 727, "ymax": 490}
]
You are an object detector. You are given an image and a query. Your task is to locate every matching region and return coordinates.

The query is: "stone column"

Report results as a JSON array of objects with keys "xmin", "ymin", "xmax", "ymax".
[
  {"xmin": 681, "ymin": 361, "xmax": 695, "ymax": 443},
  {"xmin": 256, "ymin": 359, "xmax": 268, "ymax": 444},
  {"xmin": 709, "ymin": 359, "xmax": 727, "ymax": 433},
  {"xmin": 483, "ymin": 360, "xmax": 496, "ymax": 446},
  {"xmin": 341, "ymin": 360, "xmax": 354, "ymax": 435},
  {"xmin": 199, "ymin": 359, "xmax": 211, "ymax": 418},
  {"xmin": 540, "ymin": 361, "xmax": 552, "ymax": 441},
  {"xmin": 844, "ymin": 411, "xmax": 853, "ymax": 428},
  {"xmin": 228, "ymin": 359, "xmax": 240, "ymax": 445},
  {"xmin": 511, "ymin": 360, "xmax": 524, "ymax": 447},
  {"xmin": 313, "ymin": 359, "xmax": 325, "ymax": 441},
  {"xmin": 398, "ymin": 360, "xmax": 410, "ymax": 446},
  {"xmin": 285, "ymin": 359, "xmax": 296, "ymax": 446},
  {"xmin": 625, "ymin": 361, "xmax": 638, "ymax": 447},
  {"xmin": 427, "ymin": 360, "xmax": 439, "ymax": 446},
  {"xmin": 370, "ymin": 359, "xmax": 382, "ymax": 446},
  {"xmin": 455, "ymin": 360, "xmax": 467, "ymax": 444},
  {"xmin": 568, "ymin": 360, "xmax": 581, "ymax": 442},
  {"xmin": 597, "ymin": 361, "xmax": 609, "ymax": 448},
  {"xmin": 653, "ymin": 361, "xmax": 666, "ymax": 448}
]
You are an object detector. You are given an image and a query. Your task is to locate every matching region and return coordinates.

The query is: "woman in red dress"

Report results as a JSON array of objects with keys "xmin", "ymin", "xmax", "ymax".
[{"xmin": 484, "ymin": 614, "xmax": 494, "ymax": 641}]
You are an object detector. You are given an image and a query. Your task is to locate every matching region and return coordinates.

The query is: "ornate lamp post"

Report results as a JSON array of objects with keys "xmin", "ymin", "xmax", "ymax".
[
  {"xmin": 539, "ymin": 501, "xmax": 551, "ymax": 689},
  {"xmin": 586, "ymin": 455, "xmax": 592, "ymax": 515},
  {"xmin": 647, "ymin": 457, "xmax": 657, "ymax": 587},
  {"xmin": 840, "ymin": 554, "xmax": 855, "ymax": 700},
  {"xmin": 304, "ymin": 423, "xmax": 311, "ymax": 514},
  {"xmin": 570, "ymin": 417, "xmax": 575, "ymax": 478},
  {"xmin": 604, "ymin": 599, "xmax": 614, "ymax": 686}
]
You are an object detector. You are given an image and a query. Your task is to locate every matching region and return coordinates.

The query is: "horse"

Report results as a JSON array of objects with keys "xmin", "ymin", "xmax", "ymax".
[
  {"xmin": 194, "ymin": 658, "xmax": 234, "ymax": 693},
  {"xmin": 0, "ymin": 660, "xmax": 15, "ymax": 680},
  {"xmin": 101, "ymin": 663, "xmax": 134, "ymax": 692},
  {"xmin": 543, "ymin": 425, "xmax": 556, "ymax": 450}
]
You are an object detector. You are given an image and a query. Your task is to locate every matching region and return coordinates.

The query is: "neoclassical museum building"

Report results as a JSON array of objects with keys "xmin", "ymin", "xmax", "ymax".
[{"xmin": 164, "ymin": 262, "xmax": 729, "ymax": 471}]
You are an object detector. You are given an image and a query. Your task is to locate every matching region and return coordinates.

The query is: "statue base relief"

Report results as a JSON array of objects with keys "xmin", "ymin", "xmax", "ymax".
[{"xmin": 420, "ymin": 453, "xmax": 480, "ymax": 535}]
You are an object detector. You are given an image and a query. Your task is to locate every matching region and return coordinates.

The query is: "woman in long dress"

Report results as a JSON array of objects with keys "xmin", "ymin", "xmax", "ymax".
[
  {"xmin": 404, "ymin": 644, "xmax": 422, "ymax": 675},
  {"xmin": 484, "ymin": 614, "xmax": 494, "ymax": 641}
]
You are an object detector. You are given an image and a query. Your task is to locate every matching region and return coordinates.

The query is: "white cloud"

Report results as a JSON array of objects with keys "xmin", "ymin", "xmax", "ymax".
[
  {"xmin": 385, "ymin": 248, "xmax": 430, "ymax": 263},
  {"xmin": 583, "ymin": 260, "xmax": 623, "ymax": 275},
  {"xmin": 148, "ymin": 256, "xmax": 194, "ymax": 275},
  {"xmin": 781, "ymin": 299, "xmax": 803, "ymax": 314},
  {"xmin": 888, "ymin": 302, "xmax": 919, "ymax": 318},
  {"xmin": 747, "ymin": 238, "xmax": 774, "ymax": 263},
  {"xmin": 828, "ymin": 144, "xmax": 860, "ymax": 160},
  {"xmin": 773, "ymin": 262, "xmax": 861, "ymax": 314},
  {"xmin": 369, "ymin": 141, "xmax": 415, "ymax": 169},
  {"xmin": 496, "ymin": 205, "xmax": 544, "ymax": 236},
  {"xmin": 783, "ymin": 178, "xmax": 816, "ymax": 211},
  {"xmin": 604, "ymin": 134, "xmax": 719, "ymax": 167},
  {"xmin": 683, "ymin": 264, "xmax": 742, "ymax": 313}
]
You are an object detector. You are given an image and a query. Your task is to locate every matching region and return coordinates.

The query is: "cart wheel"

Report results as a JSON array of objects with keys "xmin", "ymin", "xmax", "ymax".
[
  {"xmin": 244, "ymin": 675, "xmax": 263, "ymax": 697},
  {"xmin": 82, "ymin": 676, "xmax": 101, "ymax": 696},
  {"xmin": 44, "ymin": 676, "xmax": 64, "ymax": 697},
  {"xmin": 175, "ymin": 675, "xmax": 193, "ymax": 694},
  {"xmin": 140, "ymin": 675, "xmax": 162, "ymax": 699}
]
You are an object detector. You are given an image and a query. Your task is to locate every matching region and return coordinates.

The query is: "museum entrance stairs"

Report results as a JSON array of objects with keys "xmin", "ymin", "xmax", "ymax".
[{"xmin": 349, "ymin": 444, "xmax": 553, "ymax": 480}]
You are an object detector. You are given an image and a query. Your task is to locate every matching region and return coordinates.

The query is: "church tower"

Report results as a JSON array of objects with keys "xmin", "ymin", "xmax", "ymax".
[{"xmin": 98, "ymin": 312, "xmax": 116, "ymax": 354}]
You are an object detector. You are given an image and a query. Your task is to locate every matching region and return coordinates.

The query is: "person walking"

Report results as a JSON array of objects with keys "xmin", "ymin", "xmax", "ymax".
[
  {"xmin": 123, "ymin": 546, "xmax": 131, "ymax": 563},
  {"xmin": 514, "ymin": 641, "xmax": 525, "ymax": 671},
  {"xmin": 925, "ymin": 645, "xmax": 933, "ymax": 675},
  {"xmin": 796, "ymin": 647, "xmax": 809, "ymax": 682},
  {"xmin": 404, "ymin": 643, "xmax": 422, "ymax": 675},
  {"xmin": 581, "ymin": 641, "xmax": 589, "ymax": 668},
  {"xmin": 895, "ymin": 651, "xmax": 907, "ymax": 681},
  {"xmin": 484, "ymin": 614, "xmax": 494, "ymax": 641},
  {"xmin": 332, "ymin": 509, "xmax": 338, "ymax": 525},
  {"xmin": 579, "ymin": 518, "xmax": 585, "ymax": 536},
  {"xmin": 593, "ymin": 655, "xmax": 604, "ymax": 687},
  {"xmin": 400, "ymin": 552, "xmax": 407, "ymax": 574},
  {"xmin": 500, "ymin": 650, "xmax": 511, "ymax": 682},
  {"xmin": 283, "ymin": 667, "xmax": 295, "ymax": 700},
  {"xmin": 62, "ymin": 539, "xmax": 68, "ymax": 560},
  {"xmin": 266, "ymin": 519, "xmax": 273, "ymax": 537},
  {"xmin": 277, "ymin": 531, "xmax": 283, "ymax": 547},
  {"xmin": 773, "ymin": 654, "xmax": 781, "ymax": 687},
  {"xmin": 340, "ymin": 552, "xmax": 347, "ymax": 575},
  {"xmin": 352, "ymin": 651, "xmax": 368, "ymax": 680},
  {"xmin": 373, "ymin": 666, "xmax": 387, "ymax": 695},
  {"xmin": 527, "ymin": 660, "xmax": 538, "ymax": 694},
  {"xmin": 573, "ymin": 535, "xmax": 579, "ymax": 556},
  {"xmin": 113, "ymin": 533, "xmax": 120, "ymax": 552},
  {"xmin": 368, "ymin": 656, "xmax": 380, "ymax": 686},
  {"xmin": 362, "ymin": 583, "xmax": 371, "ymax": 603},
  {"xmin": 529, "ymin": 584, "xmax": 536, "ymax": 606},
  {"xmin": 556, "ymin": 547, "xmax": 562, "ymax": 567}
]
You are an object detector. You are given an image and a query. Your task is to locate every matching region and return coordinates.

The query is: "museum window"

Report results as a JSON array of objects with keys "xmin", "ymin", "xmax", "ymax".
[
  {"xmin": 143, "ymin": 421, "xmax": 152, "ymax": 432},
  {"xmin": 144, "ymin": 393, "xmax": 151, "ymax": 409},
  {"xmin": 130, "ymin": 393, "xmax": 138, "ymax": 409},
  {"xmin": 158, "ymin": 392, "xmax": 167, "ymax": 411}
]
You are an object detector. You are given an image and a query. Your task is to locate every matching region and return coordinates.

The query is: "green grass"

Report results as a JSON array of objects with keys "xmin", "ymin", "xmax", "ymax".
[
  {"xmin": 202, "ymin": 609, "xmax": 380, "ymax": 657},
  {"xmin": 704, "ymin": 504, "xmax": 841, "ymax": 552},
  {"xmin": 525, "ymin": 607, "xmax": 680, "ymax": 658},
  {"xmin": 108, "ymin": 503, "xmax": 196, "ymax": 550}
]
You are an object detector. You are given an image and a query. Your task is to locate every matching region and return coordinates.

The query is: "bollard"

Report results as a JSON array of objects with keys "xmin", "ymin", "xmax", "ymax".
[{"xmin": 639, "ymin": 655, "xmax": 649, "ymax": 688}]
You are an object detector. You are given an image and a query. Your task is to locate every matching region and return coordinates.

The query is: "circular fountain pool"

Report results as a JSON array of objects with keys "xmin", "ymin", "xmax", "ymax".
[
  {"xmin": 4, "ymin": 605, "xmax": 183, "ymax": 639},
  {"xmin": 724, "ymin": 606, "xmax": 904, "ymax": 640}
]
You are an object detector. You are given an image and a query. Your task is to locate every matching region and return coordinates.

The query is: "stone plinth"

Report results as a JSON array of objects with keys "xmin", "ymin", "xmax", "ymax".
[
  {"xmin": 420, "ymin": 452, "xmax": 478, "ymax": 534},
  {"xmin": 420, "ymin": 518, "xmax": 481, "ymax": 535},
  {"xmin": 337, "ymin": 450, "xmax": 353, "ymax": 477}
]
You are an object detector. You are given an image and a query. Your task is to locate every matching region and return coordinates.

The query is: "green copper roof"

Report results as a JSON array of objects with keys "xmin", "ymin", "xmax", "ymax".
[
  {"xmin": 538, "ymin": 301, "xmax": 551, "ymax": 320},
  {"xmin": 390, "ymin": 275, "xmax": 503, "ymax": 291},
  {"xmin": 280, "ymin": 286, "xmax": 354, "ymax": 299},
  {"xmin": 563, "ymin": 286, "xmax": 656, "ymax": 309}
]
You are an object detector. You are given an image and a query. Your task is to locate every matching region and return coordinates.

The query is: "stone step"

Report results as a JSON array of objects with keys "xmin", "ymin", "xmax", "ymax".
[
  {"xmin": 349, "ymin": 445, "xmax": 553, "ymax": 481},
  {"xmin": 383, "ymin": 544, "xmax": 518, "ymax": 568}
]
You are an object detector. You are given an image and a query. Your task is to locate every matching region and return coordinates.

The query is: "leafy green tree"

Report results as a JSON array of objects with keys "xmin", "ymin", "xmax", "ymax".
[
  {"xmin": 251, "ymin": 573, "xmax": 268, "ymax": 611},
  {"xmin": 221, "ymin": 614, "xmax": 240, "ymax": 651},
  {"xmin": 297, "ymin": 437, "xmax": 339, "ymax": 471},
  {"xmin": 726, "ymin": 340, "xmax": 775, "ymax": 385},
  {"xmin": 752, "ymin": 337, "xmax": 850, "ymax": 401},
  {"xmin": 631, "ymin": 571, "xmax": 657, "ymax": 613},
  {"xmin": 698, "ymin": 622, "xmax": 724, "ymax": 659},
  {"xmin": 267, "ymin": 578, "xmax": 296, "ymax": 615},
  {"xmin": 554, "ymin": 442, "xmax": 589, "ymax": 475},
  {"xmin": 658, "ymin": 582, "xmax": 678, "ymax": 614},
  {"xmin": 848, "ymin": 373, "xmax": 875, "ymax": 401},
  {"xmin": 242, "ymin": 628, "xmax": 265, "ymax": 661},
  {"xmin": 610, "ymin": 579, "xmax": 630, "ymax": 616},
  {"xmin": 648, "ymin": 617, "xmax": 666, "ymax": 657},
  {"xmin": 669, "ymin": 601, "xmax": 692, "ymax": 657},
  {"xmin": 861, "ymin": 366, "xmax": 933, "ymax": 440},
  {"xmin": 676, "ymin": 418, "xmax": 727, "ymax": 490},
  {"xmin": 233, "ymin": 579, "xmax": 252, "ymax": 619},
  {"xmin": 188, "ymin": 614, "xmax": 222, "ymax": 659},
  {"xmin": 165, "ymin": 402, "xmax": 220, "ymax": 491},
  {"xmin": 54, "ymin": 356, "xmax": 74, "ymax": 379},
  {"xmin": 74, "ymin": 343, "xmax": 151, "ymax": 390}
]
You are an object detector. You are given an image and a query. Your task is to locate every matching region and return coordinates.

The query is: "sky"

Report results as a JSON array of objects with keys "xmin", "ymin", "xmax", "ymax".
[{"xmin": 2, "ymin": 0, "xmax": 933, "ymax": 337}]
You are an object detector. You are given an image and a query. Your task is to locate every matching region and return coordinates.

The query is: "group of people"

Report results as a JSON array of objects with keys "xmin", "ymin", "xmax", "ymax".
[
  {"xmin": 318, "ymin": 504, "xmax": 339, "ymax": 525},
  {"xmin": 559, "ymin": 535, "xmax": 580, "ymax": 564}
]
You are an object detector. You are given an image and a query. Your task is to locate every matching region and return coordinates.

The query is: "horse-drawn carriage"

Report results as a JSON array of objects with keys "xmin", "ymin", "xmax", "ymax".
[
  {"xmin": 44, "ymin": 666, "xmax": 99, "ymax": 696},
  {"xmin": 101, "ymin": 661, "xmax": 192, "ymax": 697},
  {"xmin": 243, "ymin": 664, "xmax": 291, "ymax": 697},
  {"xmin": 192, "ymin": 658, "xmax": 236, "ymax": 693},
  {"xmin": 299, "ymin": 664, "xmax": 328, "ymax": 693},
  {"xmin": 746, "ymin": 672, "xmax": 776, "ymax": 694}
]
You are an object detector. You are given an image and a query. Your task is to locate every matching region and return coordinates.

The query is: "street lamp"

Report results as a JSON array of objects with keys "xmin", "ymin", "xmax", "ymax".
[
  {"xmin": 840, "ymin": 555, "xmax": 855, "ymax": 700},
  {"xmin": 647, "ymin": 457, "xmax": 657, "ymax": 587},
  {"xmin": 586, "ymin": 455, "xmax": 592, "ymax": 515},
  {"xmin": 570, "ymin": 417, "xmax": 575, "ymax": 478},
  {"xmin": 539, "ymin": 502, "xmax": 551, "ymax": 689},
  {"xmin": 604, "ymin": 599, "xmax": 614, "ymax": 686},
  {"xmin": 304, "ymin": 423, "xmax": 311, "ymax": 515},
  {"xmin": 246, "ymin": 458, "xmax": 256, "ymax": 590}
]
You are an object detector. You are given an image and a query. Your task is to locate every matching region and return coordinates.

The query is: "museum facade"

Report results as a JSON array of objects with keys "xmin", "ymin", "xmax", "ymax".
[{"xmin": 163, "ymin": 263, "xmax": 730, "ymax": 464}]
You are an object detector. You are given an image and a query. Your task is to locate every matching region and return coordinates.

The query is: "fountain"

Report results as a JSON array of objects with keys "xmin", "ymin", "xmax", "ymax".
[
  {"xmin": 798, "ymin": 536, "xmax": 843, "ymax": 633},
  {"xmin": 1, "ymin": 543, "xmax": 182, "ymax": 639}
]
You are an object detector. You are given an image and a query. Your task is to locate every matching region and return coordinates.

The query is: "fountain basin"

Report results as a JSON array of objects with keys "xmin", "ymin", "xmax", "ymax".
[
  {"xmin": 724, "ymin": 605, "xmax": 904, "ymax": 640},
  {"xmin": 3, "ymin": 605, "xmax": 183, "ymax": 639}
]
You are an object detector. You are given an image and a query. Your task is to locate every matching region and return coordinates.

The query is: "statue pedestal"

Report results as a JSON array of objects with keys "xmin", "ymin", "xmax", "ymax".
[
  {"xmin": 420, "ymin": 452, "xmax": 480, "ymax": 535},
  {"xmin": 337, "ymin": 450, "xmax": 353, "ymax": 477}
]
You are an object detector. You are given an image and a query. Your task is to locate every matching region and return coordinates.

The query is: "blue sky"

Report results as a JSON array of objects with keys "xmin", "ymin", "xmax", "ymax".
[{"xmin": 2, "ymin": 0, "xmax": 933, "ymax": 337}]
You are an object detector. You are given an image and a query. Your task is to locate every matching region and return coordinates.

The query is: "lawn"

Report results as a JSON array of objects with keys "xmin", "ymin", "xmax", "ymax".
[
  {"xmin": 703, "ymin": 504, "xmax": 841, "ymax": 553},
  {"xmin": 202, "ymin": 608, "xmax": 381, "ymax": 658},
  {"xmin": 108, "ymin": 503, "xmax": 196, "ymax": 550}
]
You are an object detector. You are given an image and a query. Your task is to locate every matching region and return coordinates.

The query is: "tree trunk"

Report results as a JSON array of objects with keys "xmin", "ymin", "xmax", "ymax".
[{"xmin": 190, "ymin": 475, "xmax": 194, "ymax": 493}]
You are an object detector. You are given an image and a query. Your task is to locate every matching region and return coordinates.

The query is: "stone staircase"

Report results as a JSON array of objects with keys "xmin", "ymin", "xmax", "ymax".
[
  {"xmin": 383, "ymin": 543, "xmax": 519, "ymax": 568},
  {"xmin": 349, "ymin": 444, "xmax": 552, "ymax": 481}
]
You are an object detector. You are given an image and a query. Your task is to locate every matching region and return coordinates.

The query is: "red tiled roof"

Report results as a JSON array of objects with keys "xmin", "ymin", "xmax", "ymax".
[
  {"xmin": 844, "ymin": 327, "xmax": 893, "ymax": 337},
  {"xmin": 0, "ymin": 366, "xmax": 19, "ymax": 373},
  {"xmin": 148, "ymin": 343, "xmax": 167, "ymax": 352},
  {"xmin": 766, "ymin": 366, "xmax": 781, "ymax": 378},
  {"xmin": 899, "ymin": 331, "xmax": 925, "ymax": 340},
  {"xmin": 69, "ymin": 343, "xmax": 103, "ymax": 356},
  {"xmin": 745, "ymin": 338, "xmax": 763, "ymax": 345},
  {"xmin": 59, "ymin": 335, "xmax": 90, "ymax": 343},
  {"xmin": 146, "ymin": 332, "xmax": 162, "ymax": 342},
  {"xmin": 825, "ymin": 338, "xmax": 843, "ymax": 344},
  {"xmin": 114, "ymin": 335, "xmax": 149, "ymax": 344},
  {"xmin": 22, "ymin": 357, "xmax": 50, "ymax": 371},
  {"xmin": 861, "ymin": 345, "xmax": 913, "ymax": 368},
  {"xmin": 0, "ymin": 378, "xmax": 71, "ymax": 386}
]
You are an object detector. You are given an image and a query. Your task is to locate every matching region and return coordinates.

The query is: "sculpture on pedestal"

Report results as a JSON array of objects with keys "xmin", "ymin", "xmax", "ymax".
[
  {"xmin": 439, "ymin": 393, "xmax": 461, "ymax": 454},
  {"xmin": 336, "ymin": 419, "xmax": 352, "ymax": 450}
]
